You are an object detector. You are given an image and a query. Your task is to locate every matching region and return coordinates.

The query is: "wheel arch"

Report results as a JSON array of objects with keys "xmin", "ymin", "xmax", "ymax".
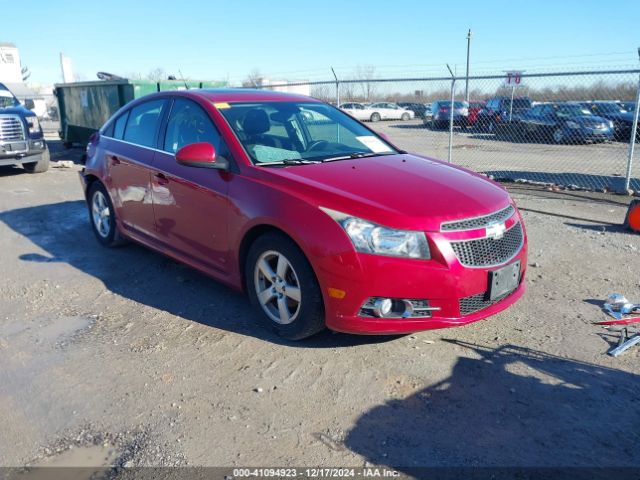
[{"xmin": 238, "ymin": 224, "xmax": 309, "ymax": 294}]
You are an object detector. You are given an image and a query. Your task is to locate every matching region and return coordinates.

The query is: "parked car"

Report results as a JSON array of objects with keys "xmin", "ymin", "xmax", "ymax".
[
  {"xmin": 0, "ymin": 82, "xmax": 49, "ymax": 173},
  {"xmin": 81, "ymin": 89, "xmax": 527, "ymax": 340},
  {"xmin": 517, "ymin": 103, "xmax": 614, "ymax": 144},
  {"xmin": 367, "ymin": 102, "xmax": 414, "ymax": 121},
  {"xmin": 467, "ymin": 101, "xmax": 486, "ymax": 127},
  {"xmin": 397, "ymin": 102, "xmax": 429, "ymax": 119},
  {"xmin": 476, "ymin": 97, "xmax": 532, "ymax": 133},
  {"xmin": 427, "ymin": 100, "xmax": 469, "ymax": 129},
  {"xmin": 582, "ymin": 101, "xmax": 636, "ymax": 139},
  {"xmin": 339, "ymin": 102, "xmax": 378, "ymax": 122},
  {"xmin": 619, "ymin": 102, "xmax": 635, "ymax": 113}
]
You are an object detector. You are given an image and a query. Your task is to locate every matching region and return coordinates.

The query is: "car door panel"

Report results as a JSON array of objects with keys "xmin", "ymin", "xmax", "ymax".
[
  {"xmin": 151, "ymin": 98, "xmax": 231, "ymax": 275},
  {"xmin": 104, "ymin": 99, "xmax": 167, "ymax": 239},
  {"xmin": 107, "ymin": 139, "xmax": 156, "ymax": 238}
]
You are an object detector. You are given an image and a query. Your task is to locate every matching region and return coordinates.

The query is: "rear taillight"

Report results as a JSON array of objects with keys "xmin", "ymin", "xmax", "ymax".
[
  {"xmin": 439, "ymin": 107, "xmax": 448, "ymax": 112},
  {"xmin": 84, "ymin": 132, "xmax": 100, "ymax": 164}
]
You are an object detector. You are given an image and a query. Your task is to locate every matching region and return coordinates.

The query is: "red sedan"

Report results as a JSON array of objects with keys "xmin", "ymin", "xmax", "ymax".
[{"xmin": 80, "ymin": 89, "xmax": 527, "ymax": 340}]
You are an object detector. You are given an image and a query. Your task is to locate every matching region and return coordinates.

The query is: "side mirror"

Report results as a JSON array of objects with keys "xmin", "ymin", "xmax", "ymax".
[
  {"xmin": 24, "ymin": 99, "xmax": 35, "ymax": 110},
  {"xmin": 175, "ymin": 142, "xmax": 228, "ymax": 171}
]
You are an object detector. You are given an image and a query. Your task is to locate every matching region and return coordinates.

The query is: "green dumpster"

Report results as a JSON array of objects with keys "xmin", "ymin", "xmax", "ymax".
[{"xmin": 54, "ymin": 79, "xmax": 227, "ymax": 146}]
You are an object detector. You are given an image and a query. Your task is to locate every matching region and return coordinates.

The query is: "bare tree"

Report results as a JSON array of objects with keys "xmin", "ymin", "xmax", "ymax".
[
  {"xmin": 243, "ymin": 69, "xmax": 263, "ymax": 88},
  {"xmin": 355, "ymin": 65, "xmax": 377, "ymax": 102},
  {"xmin": 147, "ymin": 67, "xmax": 166, "ymax": 82}
]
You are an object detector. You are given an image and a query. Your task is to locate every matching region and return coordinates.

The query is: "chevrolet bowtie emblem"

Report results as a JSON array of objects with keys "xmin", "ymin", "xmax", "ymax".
[{"xmin": 486, "ymin": 222, "xmax": 506, "ymax": 240}]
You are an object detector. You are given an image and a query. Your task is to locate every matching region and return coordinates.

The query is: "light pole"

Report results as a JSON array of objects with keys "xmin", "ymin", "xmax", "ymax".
[{"xmin": 465, "ymin": 29, "xmax": 472, "ymax": 102}]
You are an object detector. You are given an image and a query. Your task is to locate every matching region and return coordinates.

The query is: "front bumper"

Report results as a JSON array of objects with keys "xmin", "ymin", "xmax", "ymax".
[
  {"xmin": 569, "ymin": 127, "xmax": 614, "ymax": 142},
  {"xmin": 0, "ymin": 138, "xmax": 47, "ymax": 165},
  {"xmin": 317, "ymin": 216, "xmax": 528, "ymax": 334}
]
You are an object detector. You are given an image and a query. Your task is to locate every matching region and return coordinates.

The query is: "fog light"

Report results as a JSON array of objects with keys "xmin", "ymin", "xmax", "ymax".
[
  {"xmin": 360, "ymin": 297, "xmax": 441, "ymax": 319},
  {"xmin": 373, "ymin": 298, "xmax": 393, "ymax": 317}
]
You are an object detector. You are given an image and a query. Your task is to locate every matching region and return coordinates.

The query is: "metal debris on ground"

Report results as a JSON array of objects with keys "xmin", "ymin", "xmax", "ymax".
[{"xmin": 597, "ymin": 293, "xmax": 640, "ymax": 357}]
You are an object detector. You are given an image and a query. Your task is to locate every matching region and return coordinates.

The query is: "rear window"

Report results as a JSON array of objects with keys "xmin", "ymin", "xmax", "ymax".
[
  {"xmin": 123, "ymin": 99, "xmax": 165, "ymax": 148},
  {"xmin": 511, "ymin": 99, "xmax": 532, "ymax": 109}
]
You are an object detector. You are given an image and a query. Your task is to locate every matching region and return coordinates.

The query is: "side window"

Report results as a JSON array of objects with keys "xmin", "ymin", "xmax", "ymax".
[
  {"xmin": 113, "ymin": 111, "xmax": 129, "ymax": 139},
  {"xmin": 163, "ymin": 98, "xmax": 225, "ymax": 155},
  {"xmin": 102, "ymin": 121, "xmax": 115, "ymax": 138},
  {"xmin": 123, "ymin": 99, "xmax": 165, "ymax": 148}
]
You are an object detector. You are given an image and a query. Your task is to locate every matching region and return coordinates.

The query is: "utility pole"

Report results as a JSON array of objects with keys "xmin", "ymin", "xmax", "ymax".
[{"xmin": 465, "ymin": 29, "xmax": 472, "ymax": 102}]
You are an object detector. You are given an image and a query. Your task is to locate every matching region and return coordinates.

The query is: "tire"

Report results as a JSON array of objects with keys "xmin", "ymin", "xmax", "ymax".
[
  {"xmin": 87, "ymin": 181, "xmax": 127, "ymax": 247},
  {"xmin": 22, "ymin": 148, "xmax": 50, "ymax": 174},
  {"xmin": 401, "ymin": 112, "xmax": 410, "ymax": 121},
  {"xmin": 552, "ymin": 128, "xmax": 565, "ymax": 144},
  {"xmin": 245, "ymin": 232, "xmax": 325, "ymax": 340},
  {"xmin": 370, "ymin": 112, "xmax": 381, "ymax": 122}
]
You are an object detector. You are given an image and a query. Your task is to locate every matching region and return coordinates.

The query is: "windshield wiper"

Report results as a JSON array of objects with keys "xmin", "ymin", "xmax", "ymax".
[
  {"xmin": 257, "ymin": 159, "xmax": 321, "ymax": 167},
  {"xmin": 321, "ymin": 151, "xmax": 397, "ymax": 163}
]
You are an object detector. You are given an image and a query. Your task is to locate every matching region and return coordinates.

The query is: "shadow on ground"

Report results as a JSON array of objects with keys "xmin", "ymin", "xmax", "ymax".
[
  {"xmin": 345, "ymin": 341, "xmax": 640, "ymax": 474},
  {"xmin": 486, "ymin": 171, "xmax": 640, "ymax": 192},
  {"xmin": 0, "ymin": 200, "xmax": 399, "ymax": 348}
]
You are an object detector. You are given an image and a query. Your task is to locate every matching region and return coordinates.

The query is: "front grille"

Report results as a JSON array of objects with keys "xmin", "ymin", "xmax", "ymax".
[
  {"xmin": 450, "ymin": 222, "xmax": 523, "ymax": 267},
  {"xmin": 459, "ymin": 290, "xmax": 515, "ymax": 316},
  {"xmin": 441, "ymin": 205, "xmax": 515, "ymax": 231},
  {"xmin": 0, "ymin": 116, "xmax": 25, "ymax": 141}
]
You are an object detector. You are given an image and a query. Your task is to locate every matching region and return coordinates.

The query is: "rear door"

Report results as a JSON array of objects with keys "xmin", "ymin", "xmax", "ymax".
[
  {"xmin": 151, "ymin": 98, "xmax": 232, "ymax": 274},
  {"xmin": 106, "ymin": 98, "xmax": 167, "ymax": 239}
]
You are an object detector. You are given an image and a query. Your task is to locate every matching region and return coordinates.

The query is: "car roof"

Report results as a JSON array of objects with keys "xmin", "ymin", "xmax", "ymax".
[{"xmin": 140, "ymin": 88, "xmax": 323, "ymax": 104}]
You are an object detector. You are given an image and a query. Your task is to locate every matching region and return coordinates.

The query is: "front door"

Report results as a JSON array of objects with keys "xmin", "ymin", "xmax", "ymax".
[{"xmin": 151, "ymin": 98, "xmax": 232, "ymax": 274}]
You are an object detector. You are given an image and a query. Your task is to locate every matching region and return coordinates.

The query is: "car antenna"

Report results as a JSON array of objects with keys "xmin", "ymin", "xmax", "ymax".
[{"xmin": 178, "ymin": 70, "xmax": 189, "ymax": 90}]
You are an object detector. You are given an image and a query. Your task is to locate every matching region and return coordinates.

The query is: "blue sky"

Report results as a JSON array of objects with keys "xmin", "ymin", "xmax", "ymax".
[{"xmin": 4, "ymin": 0, "xmax": 640, "ymax": 85}]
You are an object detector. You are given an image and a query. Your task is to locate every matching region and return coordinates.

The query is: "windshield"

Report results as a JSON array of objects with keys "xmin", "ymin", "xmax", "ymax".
[
  {"xmin": 0, "ymin": 91, "xmax": 19, "ymax": 108},
  {"xmin": 556, "ymin": 105, "xmax": 592, "ymax": 117},
  {"xmin": 218, "ymin": 101, "xmax": 398, "ymax": 164},
  {"xmin": 591, "ymin": 103, "xmax": 627, "ymax": 114}
]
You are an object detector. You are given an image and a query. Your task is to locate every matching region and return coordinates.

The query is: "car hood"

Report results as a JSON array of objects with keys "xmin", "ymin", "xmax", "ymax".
[
  {"xmin": 603, "ymin": 111, "xmax": 634, "ymax": 123},
  {"xmin": 0, "ymin": 105, "xmax": 31, "ymax": 116},
  {"xmin": 574, "ymin": 115, "xmax": 610, "ymax": 127},
  {"xmin": 259, "ymin": 153, "xmax": 512, "ymax": 232}
]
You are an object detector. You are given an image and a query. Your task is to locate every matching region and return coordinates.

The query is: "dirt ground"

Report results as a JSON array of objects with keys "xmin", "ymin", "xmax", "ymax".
[{"xmin": 1, "ymin": 137, "xmax": 639, "ymax": 476}]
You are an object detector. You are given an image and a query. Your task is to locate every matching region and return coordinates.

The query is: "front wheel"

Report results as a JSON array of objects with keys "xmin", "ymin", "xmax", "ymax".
[
  {"xmin": 401, "ymin": 112, "xmax": 410, "ymax": 121},
  {"xmin": 246, "ymin": 233, "xmax": 325, "ymax": 340},
  {"xmin": 23, "ymin": 148, "xmax": 50, "ymax": 173},
  {"xmin": 370, "ymin": 112, "xmax": 381, "ymax": 122}
]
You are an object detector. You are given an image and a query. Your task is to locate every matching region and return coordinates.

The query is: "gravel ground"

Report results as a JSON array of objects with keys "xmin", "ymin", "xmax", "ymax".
[{"xmin": 0, "ymin": 135, "xmax": 639, "ymax": 476}]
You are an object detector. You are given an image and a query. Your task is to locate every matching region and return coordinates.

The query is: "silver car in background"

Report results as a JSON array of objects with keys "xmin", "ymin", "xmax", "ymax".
[
  {"xmin": 366, "ymin": 102, "xmax": 415, "ymax": 121},
  {"xmin": 339, "ymin": 102, "xmax": 379, "ymax": 122}
]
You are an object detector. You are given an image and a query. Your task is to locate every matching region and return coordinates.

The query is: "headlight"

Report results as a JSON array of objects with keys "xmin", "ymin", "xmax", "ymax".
[
  {"xmin": 320, "ymin": 207, "xmax": 430, "ymax": 259},
  {"xmin": 26, "ymin": 116, "xmax": 41, "ymax": 135},
  {"xmin": 565, "ymin": 121, "xmax": 580, "ymax": 129}
]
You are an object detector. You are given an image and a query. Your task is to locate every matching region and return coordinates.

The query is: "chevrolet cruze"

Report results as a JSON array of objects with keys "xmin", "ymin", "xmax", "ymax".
[{"xmin": 80, "ymin": 89, "xmax": 527, "ymax": 340}]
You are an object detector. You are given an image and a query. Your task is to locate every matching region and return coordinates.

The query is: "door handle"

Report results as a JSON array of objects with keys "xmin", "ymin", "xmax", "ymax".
[
  {"xmin": 154, "ymin": 172, "xmax": 170, "ymax": 185},
  {"xmin": 110, "ymin": 155, "xmax": 120, "ymax": 165}
]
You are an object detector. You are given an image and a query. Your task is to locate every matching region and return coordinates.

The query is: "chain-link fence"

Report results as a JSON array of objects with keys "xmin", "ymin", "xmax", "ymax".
[{"xmin": 255, "ymin": 69, "xmax": 640, "ymax": 193}]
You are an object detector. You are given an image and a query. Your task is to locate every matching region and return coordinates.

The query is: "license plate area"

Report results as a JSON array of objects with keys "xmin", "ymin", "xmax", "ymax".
[{"xmin": 488, "ymin": 260, "xmax": 520, "ymax": 300}]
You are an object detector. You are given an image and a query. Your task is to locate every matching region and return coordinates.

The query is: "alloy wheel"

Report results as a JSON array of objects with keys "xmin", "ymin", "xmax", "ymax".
[
  {"xmin": 91, "ymin": 190, "xmax": 111, "ymax": 238},
  {"xmin": 253, "ymin": 250, "xmax": 302, "ymax": 325}
]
